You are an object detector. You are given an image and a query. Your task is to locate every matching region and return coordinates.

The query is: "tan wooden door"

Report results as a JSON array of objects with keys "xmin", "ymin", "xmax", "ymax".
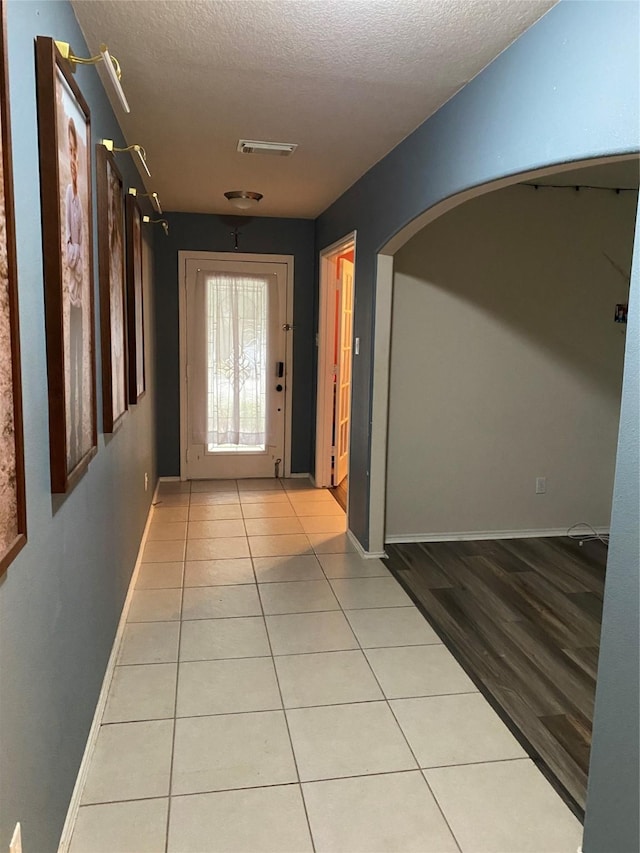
[{"xmin": 335, "ymin": 258, "xmax": 354, "ymax": 485}]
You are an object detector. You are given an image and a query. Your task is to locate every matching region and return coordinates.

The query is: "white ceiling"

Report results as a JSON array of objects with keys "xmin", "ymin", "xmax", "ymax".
[{"xmin": 72, "ymin": 0, "xmax": 557, "ymax": 218}]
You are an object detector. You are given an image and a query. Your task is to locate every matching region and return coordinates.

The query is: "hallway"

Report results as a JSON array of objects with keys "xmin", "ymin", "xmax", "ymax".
[{"xmin": 67, "ymin": 479, "xmax": 581, "ymax": 852}]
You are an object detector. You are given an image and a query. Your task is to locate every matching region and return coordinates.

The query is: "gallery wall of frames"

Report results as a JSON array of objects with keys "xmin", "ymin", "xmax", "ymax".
[{"xmin": 0, "ymin": 10, "xmax": 156, "ymax": 574}]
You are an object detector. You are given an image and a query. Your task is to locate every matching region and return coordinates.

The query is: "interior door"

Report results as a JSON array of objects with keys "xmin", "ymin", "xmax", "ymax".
[
  {"xmin": 334, "ymin": 258, "xmax": 354, "ymax": 484},
  {"xmin": 184, "ymin": 257, "xmax": 288, "ymax": 479}
]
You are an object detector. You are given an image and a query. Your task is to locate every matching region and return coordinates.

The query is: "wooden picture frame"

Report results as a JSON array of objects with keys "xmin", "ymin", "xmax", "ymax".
[
  {"xmin": 125, "ymin": 192, "xmax": 145, "ymax": 403},
  {"xmin": 97, "ymin": 145, "xmax": 128, "ymax": 432},
  {"xmin": 36, "ymin": 36, "xmax": 97, "ymax": 493},
  {"xmin": 0, "ymin": 0, "xmax": 27, "ymax": 573}
]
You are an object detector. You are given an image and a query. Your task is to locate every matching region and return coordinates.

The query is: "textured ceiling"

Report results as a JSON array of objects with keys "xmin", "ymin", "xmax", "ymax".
[{"xmin": 71, "ymin": 0, "xmax": 557, "ymax": 218}]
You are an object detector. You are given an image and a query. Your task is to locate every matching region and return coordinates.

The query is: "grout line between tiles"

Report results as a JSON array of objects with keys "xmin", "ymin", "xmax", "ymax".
[
  {"xmin": 309, "ymin": 550, "xmax": 465, "ymax": 853},
  {"xmin": 256, "ymin": 557, "xmax": 317, "ymax": 852}
]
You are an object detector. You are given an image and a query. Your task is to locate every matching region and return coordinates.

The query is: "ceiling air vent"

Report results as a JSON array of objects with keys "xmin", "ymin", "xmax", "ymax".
[{"xmin": 237, "ymin": 139, "xmax": 298, "ymax": 157}]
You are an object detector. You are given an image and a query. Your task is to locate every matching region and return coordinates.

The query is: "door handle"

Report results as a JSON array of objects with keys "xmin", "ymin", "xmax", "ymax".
[{"xmin": 276, "ymin": 362, "xmax": 284, "ymax": 378}]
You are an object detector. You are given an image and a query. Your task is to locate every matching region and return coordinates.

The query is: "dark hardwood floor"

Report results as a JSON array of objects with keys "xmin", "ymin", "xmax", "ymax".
[
  {"xmin": 330, "ymin": 476, "xmax": 348, "ymax": 512},
  {"xmin": 384, "ymin": 536, "xmax": 607, "ymax": 818}
]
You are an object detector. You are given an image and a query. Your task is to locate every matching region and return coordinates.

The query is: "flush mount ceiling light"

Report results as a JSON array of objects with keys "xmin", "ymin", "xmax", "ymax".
[
  {"xmin": 55, "ymin": 41, "xmax": 130, "ymax": 113},
  {"xmin": 237, "ymin": 140, "xmax": 297, "ymax": 156},
  {"xmin": 224, "ymin": 190, "xmax": 263, "ymax": 210}
]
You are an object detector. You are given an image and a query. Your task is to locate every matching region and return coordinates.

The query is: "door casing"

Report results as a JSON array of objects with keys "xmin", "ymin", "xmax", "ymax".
[
  {"xmin": 179, "ymin": 251, "xmax": 295, "ymax": 481},
  {"xmin": 315, "ymin": 233, "xmax": 356, "ymax": 491}
]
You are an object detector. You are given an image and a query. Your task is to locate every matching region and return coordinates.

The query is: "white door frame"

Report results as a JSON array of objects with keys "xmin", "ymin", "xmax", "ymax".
[
  {"xmin": 178, "ymin": 251, "xmax": 295, "ymax": 481},
  {"xmin": 315, "ymin": 232, "xmax": 357, "ymax": 489}
]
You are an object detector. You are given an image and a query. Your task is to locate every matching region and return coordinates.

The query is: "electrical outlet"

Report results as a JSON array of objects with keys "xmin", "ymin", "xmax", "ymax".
[
  {"xmin": 144, "ymin": 472, "xmax": 149, "ymax": 492},
  {"xmin": 536, "ymin": 477, "xmax": 546, "ymax": 494},
  {"xmin": 10, "ymin": 822, "xmax": 22, "ymax": 853}
]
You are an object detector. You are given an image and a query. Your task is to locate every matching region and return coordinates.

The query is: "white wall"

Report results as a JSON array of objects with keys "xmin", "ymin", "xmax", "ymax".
[{"xmin": 387, "ymin": 184, "xmax": 636, "ymax": 540}]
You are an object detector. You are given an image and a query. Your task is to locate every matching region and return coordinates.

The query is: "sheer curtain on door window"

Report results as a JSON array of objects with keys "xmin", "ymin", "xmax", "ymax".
[{"xmin": 191, "ymin": 270, "xmax": 271, "ymax": 452}]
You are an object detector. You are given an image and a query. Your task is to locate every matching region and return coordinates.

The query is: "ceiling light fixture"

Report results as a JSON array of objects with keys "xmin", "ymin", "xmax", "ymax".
[
  {"xmin": 224, "ymin": 190, "xmax": 263, "ymax": 211},
  {"xmin": 102, "ymin": 139, "xmax": 151, "ymax": 177},
  {"xmin": 142, "ymin": 215, "xmax": 169, "ymax": 236},
  {"xmin": 129, "ymin": 187, "xmax": 163, "ymax": 214},
  {"xmin": 237, "ymin": 140, "xmax": 297, "ymax": 157},
  {"xmin": 55, "ymin": 41, "xmax": 130, "ymax": 113}
]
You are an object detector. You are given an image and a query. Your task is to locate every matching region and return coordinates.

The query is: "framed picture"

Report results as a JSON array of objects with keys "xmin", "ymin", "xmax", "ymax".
[
  {"xmin": 0, "ymin": 0, "xmax": 26, "ymax": 573},
  {"xmin": 36, "ymin": 36, "xmax": 97, "ymax": 493},
  {"xmin": 125, "ymin": 192, "xmax": 145, "ymax": 403},
  {"xmin": 97, "ymin": 145, "xmax": 127, "ymax": 431}
]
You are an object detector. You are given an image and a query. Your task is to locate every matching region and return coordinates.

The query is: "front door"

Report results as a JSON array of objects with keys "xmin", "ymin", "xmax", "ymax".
[{"xmin": 184, "ymin": 256, "xmax": 288, "ymax": 479}]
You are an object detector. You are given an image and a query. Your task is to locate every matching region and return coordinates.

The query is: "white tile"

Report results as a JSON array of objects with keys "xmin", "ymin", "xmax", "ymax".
[
  {"xmin": 147, "ymin": 521, "xmax": 187, "ymax": 541},
  {"xmin": 128, "ymin": 589, "xmax": 182, "ymax": 622},
  {"xmin": 292, "ymin": 500, "xmax": 344, "ymax": 516},
  {"xmin": 103, "ymin": 664, "xmax": 177, "ymax": 723},
  {"xmin": 142, "ymin": 539, "xmax": 185, "ymax": 563},
  {"xmin": 241, "ymin": 501, "xmax": 296, "ymax": 518},
  {"xmin": 319, "ymin": 553, "xmax": 389, "ymax": 578},
  {"xmin": 180, "ymin": 617, "xmax": 270, "ymax": 661},
  {"xmin": 346, "ymin": 607, "xmax": 441, "ymax": 647},
  {"xmin": 81, "ymin": 720, "xmax": 173, "ymax": 804},
  {"xmin": 288, "ymin": 489, "xmax": 335, "ymax": 503},
  {"xmin": 240, "ymin": 491, "xmax": 291, "ymax": 504},
  {"xmin": 275, "ymin": 650, "xmax": 382, "ymax": 708},
  {"xmin": 190, "ymin": 479, "xmax": 237, "ymax": 493},
  {"xmin": 186, "ymin": 536, "xmax": 250, "ymax": 561},
  {"xmin": 187, "ymin": 519, "xmax": 246, "ymax": 539},
  {"xmin": 259, "ymin": 580, "xmax": 339, "ymax": 615},
  {"xmin": 118, "ymin": 622, "xmax": 180, "ymax": 665},
  {"xmin": 302, "ymin": 772, "xmax": 459, "ymax": 853},
  {"xmin": 308, "ymin": 532, "xmax": 357, "ymax": 554},
  {"xmin": 244, "ymin": 516, "xmax": 304, "ymax": 536},
  {"xmin": 365, "ymin": 645, "xmax": 477, "ymax": 698},
  {"xmin": 299, "ymin": 515, "xmax": 347, "ymax": 534},
  {"xmin": 158, "ymin": 481, "xmax": 190, "ymax": 494},
  {"xmin": 281, "ymin": 478, "xmax": 314, "ymax": 491},
  {"xmin": 424, "ymin": 759, "xmax": 583, "ymax": 853},
  {"xmin": 253, "ymin": 554, "xmax": 324, "ymax": 583},
  {"xmin": 152, "ymin": 506, "xmax": 189, "ymax": 523},
  {"xmin": 154, "ymin": 493, "xmax": 189, "ymax": 507},
  {"xmin": 136, "ymin": 562, "xmax": 183, "ymax": 589},
  {"xmin": 184, "ymin": 558, "xmax": 254, "ymax": 587},
  {"xmin": 249, "ymin": 534, "xmax": 313, "ymax": 557},
  {"xmin": 391, "ymin": 694, "xmax": 527, "ymax": 767},
  {"xmin": 189, "ymin": 503, "xmax": 243, "ymax": 520},
  {"xmin": 329, "ymin": 576, "xmax": 413, "ymax": 609},
  {"xmin": 190, "ymin": 492, "xmax": 240, "ymax": 506},
  {"xmin": 237, "ymin": 478, "xmax": 285, "ymax": 490},
  {"xmin": 167, "ymin": 786, "xmax": 313, "ymax": 853},
  {"xmin": 182, "ymin": 585, "xmax": 261, "ymax": 619},
  {"xmin": 266, "ymin": 611, "xmax": 358, "ymax": 655},
  {"xmin": 172, "ymin": 711, "xmax": 297, "ymax": 794},
  {"xmin": 287, "ymin": 702, "xmax": 416, "ymax": 781},
  {"xmin": 70, "ymin": 798, "xmax": 168, "ymax": 853},
  {"xmin": 176, "ymin": 657, "xmax": 281, "ymax": 716}
]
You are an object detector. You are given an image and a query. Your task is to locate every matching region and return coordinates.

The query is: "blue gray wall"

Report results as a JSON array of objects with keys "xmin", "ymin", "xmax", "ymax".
[
  {"xmin": 153, "ymin": 213, "xmax": 315, "ymax": 476},
  {"xmin": 0, "ymin": 3, "xmax": 157, "ymax": 851},
  {"xmin": 316, "ymin": 2, "xmax": 639, "ymax": 847},
  {"xmin": 583, "ymin": 221, "xmax": 639, "ymax": 853},
  {"xmin": 316, "ymin": 0, "xmax": 640, "ymax": 551}
]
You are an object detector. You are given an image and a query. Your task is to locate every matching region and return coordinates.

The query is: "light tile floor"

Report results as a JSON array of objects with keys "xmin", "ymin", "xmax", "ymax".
[{"xmin": 69, "ymin": 478, "xmax": 583, "ymax": 853}]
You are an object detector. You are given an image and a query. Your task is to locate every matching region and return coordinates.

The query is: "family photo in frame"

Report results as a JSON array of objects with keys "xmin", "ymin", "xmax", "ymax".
[
  {"xmin": 97, "ymin": 144, "xmax": 127, "ymax": 432},
  {"xmin": 36, "ymin": 35, "xmax": 97, "ymax": 493},
  {"xmin": 125, "ymin": 192, "xmax": 145, "ymax": 403},
  {"xmin": 0, "ymin": 0, "xmax": 26, "ymax": 572}
]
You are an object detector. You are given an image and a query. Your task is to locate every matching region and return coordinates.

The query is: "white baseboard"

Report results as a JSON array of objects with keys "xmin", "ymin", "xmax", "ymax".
[
  {"xmin": 385, "ymin": 527, "xmax": 610, "ymax": 544},
  {"xmin": 286, "ymin": 472, "xmax": 311, "ymax": 480},
  {"xmin": 57, "ymin": 484, "xmax": 159, "ymax": 853},
  {"xmin": 348, "ymin": 529, "xmax": 387, "ymax": 559},
  {"xmin": 158, "ymin": 475, "xmax": 181, "ymax": 482}
]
